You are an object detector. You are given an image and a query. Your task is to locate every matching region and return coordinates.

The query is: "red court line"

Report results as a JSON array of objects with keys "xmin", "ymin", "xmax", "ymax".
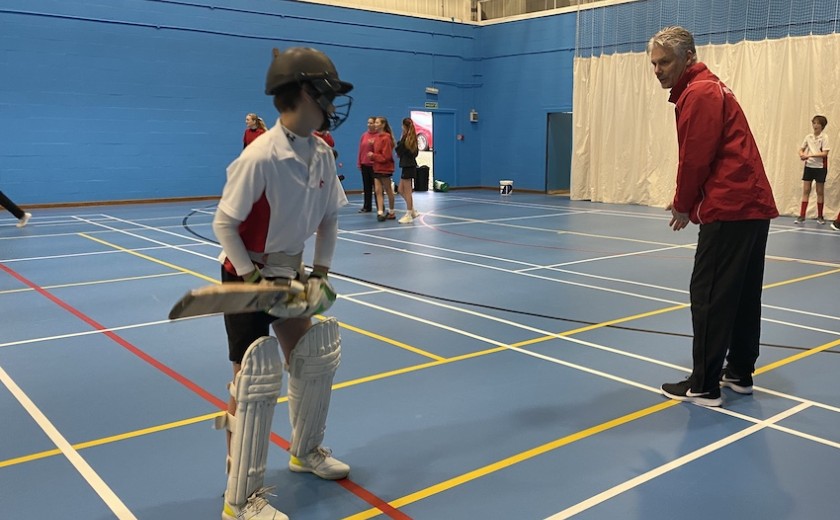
[{"xmin": 0, "ymin": 261, "xmax": 411, "ymax": 520}]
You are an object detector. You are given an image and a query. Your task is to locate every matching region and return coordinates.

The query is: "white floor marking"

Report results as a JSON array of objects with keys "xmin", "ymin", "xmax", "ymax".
[
  {"xmin": 0, "ymin": 365, "xmax": 138, "ymax": 519},
  {"xmin": 544, "ymin": 403, "xmax": 811, "ymax": 520}
]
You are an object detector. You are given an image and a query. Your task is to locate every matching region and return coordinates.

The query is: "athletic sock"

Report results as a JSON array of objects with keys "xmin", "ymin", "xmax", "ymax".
[{"xmin": 800, "ymin": 201, "xmax": 808, "ymax": 218}]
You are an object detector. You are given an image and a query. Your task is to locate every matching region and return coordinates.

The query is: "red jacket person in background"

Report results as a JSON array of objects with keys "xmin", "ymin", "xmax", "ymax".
[{"xmin": 649, "ymin": 26, "xmax": 778, "ymax": 407}]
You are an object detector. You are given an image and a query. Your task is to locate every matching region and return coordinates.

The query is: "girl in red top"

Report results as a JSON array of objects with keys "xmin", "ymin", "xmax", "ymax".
[
  {"xmin": 242, "ymin": 113, "xmax": 267, "ymax": 148},
  {"xmin": 370, "ymin": 116, "xmax": 396, "ymax": 221}
]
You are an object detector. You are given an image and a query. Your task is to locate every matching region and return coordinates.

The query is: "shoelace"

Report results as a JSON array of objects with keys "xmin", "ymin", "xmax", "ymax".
[
  {"xmin": 313, "ymin": 446, "xmax": 333, "ymax": 461},
  {"xmin": 245, "ymin": 487, "xmax": 277, "ymax": 512}
]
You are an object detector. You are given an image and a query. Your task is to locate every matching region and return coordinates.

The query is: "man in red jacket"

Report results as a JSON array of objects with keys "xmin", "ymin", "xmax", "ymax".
[{"xmin": 649, "ymin": 26, "xmax": 779, "ymax": 407}]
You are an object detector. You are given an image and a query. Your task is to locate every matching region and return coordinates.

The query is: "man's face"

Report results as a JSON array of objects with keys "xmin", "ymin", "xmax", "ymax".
[
  {"xmin": 650, "ymin": 45, "xmax": 692, "ymax": 89},
  {"xmin": 813, "ymin": 121, "xmax": 824, "ymax": 134}
]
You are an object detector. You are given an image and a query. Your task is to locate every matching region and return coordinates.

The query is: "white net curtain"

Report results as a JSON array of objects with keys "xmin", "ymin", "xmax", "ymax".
[{"xmin": 571, "ymin": 1, "xmax": 840, "ymax": 219}]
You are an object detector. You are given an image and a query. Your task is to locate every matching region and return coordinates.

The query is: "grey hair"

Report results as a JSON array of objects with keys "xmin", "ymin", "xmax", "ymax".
[{"xmin": 647, "ymin": 26, "xmax": 697, "ymax": 62}]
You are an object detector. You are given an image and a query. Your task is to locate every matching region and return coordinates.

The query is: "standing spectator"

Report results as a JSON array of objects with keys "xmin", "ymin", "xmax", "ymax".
[
  {"xmin": 243, "ymin": 113, "xmax": 268, "ymax": 149},
  {"xmin": 0, "ymin": 191, "xmax": 32, "ymax": 227},
  {"xmin": 649, "ymin": 26, "xmax": 778, "ymax": 407},
  {"xmin": 395, "ymin": 118, "xmax": 420, "ymax": 223},
  {"xmin": 370, "ymin": 116, "xmax": 396, "ymax": 221},
  {"xmin": 796, "ymin": 115, "xmax": 830, "ymax": 225},
  {"xmin": 356, "ymin": 117, "xmax": 377, "ymax": 212}
]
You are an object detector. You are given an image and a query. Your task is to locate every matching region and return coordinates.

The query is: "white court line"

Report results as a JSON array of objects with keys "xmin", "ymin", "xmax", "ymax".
[
  {"xmin": 763, "ymin": 303, "xmax": 840, "ymax": 323},
  {"xmin": 11, "ymin": 212, "xmax": 836, "ymax": 346},
  {"xmin": 430, "ymin": 197, "xmax": 838, "ymax": 265},
  {"xmin": 0, "ymin": 243, "xmax": 208, "ymax": 264},
  {"xmin": 100, "ymin": 214, "xmax": 216, "ymax": 246},
  {"xmin": 62, "ymin": 212, "xmax": 839, "ymax": 342},
  {"xmin": 0, "ymin": 319, "xmax": 179, "ymax": 349},
  {"xmin": 761, "ymin": 316, "xmax": 840, "ymax": 337},
  {"xmin": 545, "ymin": 402, "xmax": 811, "ymax": 520},
  {"xmin": 0, "ymin": 365, "xmax": 137, "ymax": 519},
  {"xmin": 343, "ymin": 285, "xmax": 840, "ymax": 476},
  {"xmin": 6, "ymin": 208, "xmax": 840, "ymax": 516},
  {"xmin": 0, "ymin": 272, "xmax": 186, "ymax": 295},
  {"xmin": 25, "ymin": 211, "xmax": 833, "ymax": 373},
  {"xmin": 341, "ymin": 276, "xmax": 840, "ymax": 414},
  {"xmin": 340, "ymin": 226, "xmax": 840, "ymax": 333},
  {"xmin": 338, "ymin": 234, "xmax": 686, "ymax": 306},
  {"xmin": 517, "ymin": 244, "xmax": 690, "ymax": 270},
  {"xmin": 73, "ymin": 216, "xmax": 219, "ymax": 262}
]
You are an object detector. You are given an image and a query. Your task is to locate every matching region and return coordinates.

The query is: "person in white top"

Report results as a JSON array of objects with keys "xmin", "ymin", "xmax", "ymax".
[
  {"xmin": 211, "ymin": 47, "xmax": 353, "ymax": 520},
  {"xmin": 796, "ymin": 115, "xmax": 830, "ymax": 224}
]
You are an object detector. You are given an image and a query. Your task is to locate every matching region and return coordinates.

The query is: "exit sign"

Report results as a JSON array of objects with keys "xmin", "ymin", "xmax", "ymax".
[{"xmin": 424, "ymin": 101, "xmax": 439, "ymax": 109}]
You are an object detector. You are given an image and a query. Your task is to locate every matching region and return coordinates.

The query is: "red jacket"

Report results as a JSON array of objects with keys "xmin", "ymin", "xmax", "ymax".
[
  {"xmin": 371, "ymin": 132, "xmax": 395, "ymax": 174},
  {"xmin": 357, "ymin": 131, "xmax": 377, "ymax": 168},
  {"xmin": 243, "ymin": 127, "xmax": 266, "ymax": 149},
  {"xmin": 669, "ymin": 63, "xmax": 778, "ymax": 224}
]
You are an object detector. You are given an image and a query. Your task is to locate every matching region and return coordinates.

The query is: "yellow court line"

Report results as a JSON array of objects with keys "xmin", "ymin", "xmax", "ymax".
[
  {"xmin": 58, "ymin": 231, "xmax": 840, "ymax": 519},
  {"xmin": 0, "ymin": 348, "xmax": 510, "ymax": 470},
  {"xmin": 755, "ymin": 337, "xmax": 840, "ymax": 375},
  {"xmin": 79, "ymin": 233, "xmax": 218, "ymax": 284},
  {"xmin": 512, "ymin": 265, "xmax": 840, "ymax": 350},
  {"xmin": 342, "ymin": 401, "xmax": 678, "ymax": 520},
  {"xmin": 0, "ymin": 412, "xmax": 221, "ymax": 469},
  {"xmin": 762, "ymin": 267, "xmax": 840, "ymax": 290},
  {"xmin": 342, "ymin": 331, "xmax": 840, "ymax": 519},
  {"xmin": 338, "ymin": 322, "xmax": 445, "ymax": 361}
]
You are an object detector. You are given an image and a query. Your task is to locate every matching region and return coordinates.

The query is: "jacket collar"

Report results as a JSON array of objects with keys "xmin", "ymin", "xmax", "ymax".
[{"xmin": 668, "ymin": 62, "xmax": 709, "ymax": 104}]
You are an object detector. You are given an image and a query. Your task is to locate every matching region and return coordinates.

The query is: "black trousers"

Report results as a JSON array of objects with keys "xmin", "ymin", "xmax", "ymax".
[
  {"xmin": 360, "ymin": 165, "xmax": 374, "ymax": 211},
  {"xmin": 0, "ymin": 191, "xmax": 25, "ymax": 219},
  {"xmin": 689, "ymin": 219, "xmax": 771, "ymax": 392}
]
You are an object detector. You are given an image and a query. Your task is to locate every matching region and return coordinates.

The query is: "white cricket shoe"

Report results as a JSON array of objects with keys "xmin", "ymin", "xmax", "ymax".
[
  {"xmin": 222, "ymin": 488, "xmax": 288, "ymax": 520},
  {"xmin": 411, "ymin": 209, "xmax": 420, "ymax": 218},
  {"xmin": 16, "ymin": 212, "xmax": 31, "ymax": 228},
  {"xmin": 398, "ymin": 213, "xmax": 413, "ymax": 224},
  {"xmin": 289, "ymin": 446, "xmax": 349, "ymax": 480}
]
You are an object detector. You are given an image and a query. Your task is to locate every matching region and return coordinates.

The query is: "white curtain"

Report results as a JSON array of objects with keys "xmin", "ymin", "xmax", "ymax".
[{"xmin": 572, "ymin": 34, "xmax": 840, "ymax": 219}]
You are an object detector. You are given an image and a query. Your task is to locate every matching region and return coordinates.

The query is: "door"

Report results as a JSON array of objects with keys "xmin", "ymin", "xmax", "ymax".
[
  {"xmin": 546, "ymin": 112, "xmax": 572, "ymax": 193},
  {"xmin": 432, "ymin": 112, "xmax": 456, "ymax": 187}
]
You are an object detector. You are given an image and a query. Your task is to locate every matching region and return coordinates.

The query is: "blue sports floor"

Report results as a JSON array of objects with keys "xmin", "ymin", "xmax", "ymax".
[{"xmin": 1, "ymin": 190, "xmax": 839, "ymax": 519}]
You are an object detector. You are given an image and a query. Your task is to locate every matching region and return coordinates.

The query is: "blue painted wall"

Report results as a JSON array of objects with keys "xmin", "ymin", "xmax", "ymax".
[
  {"xmin": 6, "ymin": 0, "xmax": 835, "ymax": 204},
  {"xmin": 0, "ymin": 0, "xmax": 480, "ymax": 204},
  {"xmin": 477, "ymin": 14, "xmax": 576, "ymax": 191}
]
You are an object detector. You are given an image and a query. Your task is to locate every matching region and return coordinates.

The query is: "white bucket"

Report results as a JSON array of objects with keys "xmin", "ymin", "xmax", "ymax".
[{"xmin": 499, "ymin": 180, "xmax": 513, "ymax": 195}]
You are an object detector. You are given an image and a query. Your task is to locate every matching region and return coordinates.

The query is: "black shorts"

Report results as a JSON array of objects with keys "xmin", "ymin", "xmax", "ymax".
[
  {"xmin": 803, "ymin": 166, "xmax": 827, "ymax": 183},
  {"xmin": 221, "ymin": 266, "xmax": 280, "ymax": 364},
  {"xmin": 400, "ymin": 166, "xmax": 417, "ymax": 180}
]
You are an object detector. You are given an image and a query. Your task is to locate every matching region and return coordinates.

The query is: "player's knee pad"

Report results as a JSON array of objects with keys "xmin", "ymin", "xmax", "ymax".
[
  {"xmin": 220, "ymin": 336, "xmax": 283, "ymax": 506},
  {"xmin": 287, "ymin": 318, "xmax": 341, "ymax": 457}
]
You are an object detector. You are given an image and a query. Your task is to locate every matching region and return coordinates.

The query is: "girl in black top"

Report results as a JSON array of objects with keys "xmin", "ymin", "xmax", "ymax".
[{"xmin": 395, "ymin": 118, "xmax": 420, "ymax": 223}]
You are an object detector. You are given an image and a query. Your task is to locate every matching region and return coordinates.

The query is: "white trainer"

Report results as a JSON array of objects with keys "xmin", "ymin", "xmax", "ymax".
[
  {"xmin": 222, "ymin": 488, "xmax": 288, "ymax": 520},
  {"xmin": 16, "ymin": 212, "xmax": 31, "ymax": 228},
  {"xmin": 411, "ymin": 209, "xmax": 420, "ymax": 218},
  {"xmin": 289, "ymin": 446, "xmax": 349, "ymax": 480},
  {"xmin": 398, "ymin": 213, "xmax": 413, "ymax": 224}
]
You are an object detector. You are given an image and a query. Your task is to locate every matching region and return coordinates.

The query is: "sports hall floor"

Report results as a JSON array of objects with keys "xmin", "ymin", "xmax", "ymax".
[{"xmin": 1, "ymin": 190, "xmax": 838, "ymax": 519}]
